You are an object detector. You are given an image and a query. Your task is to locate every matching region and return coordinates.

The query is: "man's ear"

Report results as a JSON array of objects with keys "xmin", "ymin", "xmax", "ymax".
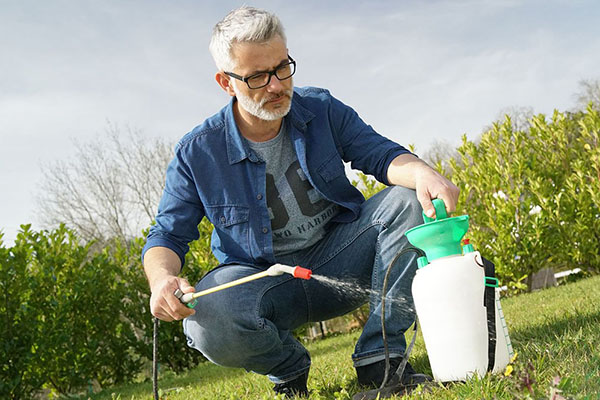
[{"xmin": 215, "ymin": 72, "xmax": 236, "ymax": 97}]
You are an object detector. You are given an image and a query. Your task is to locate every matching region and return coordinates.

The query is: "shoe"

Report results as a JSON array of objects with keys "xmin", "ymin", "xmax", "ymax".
[
  {"xmin": 273, "ymin": 371, "xmax": 309, "ymax": 398},
  {"xmin": 356, "ymin": 358, "xmax": 432, "ymax": 388}
]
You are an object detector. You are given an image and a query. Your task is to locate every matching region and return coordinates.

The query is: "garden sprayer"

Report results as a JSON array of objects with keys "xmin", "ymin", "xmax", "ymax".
[
  {"xmin": 356, "ymin": 199, "xmax": 516, "ymax": 399},
  {"xmin": 406, "ymin": 198, "xmax": 514, "ymax": 382}
]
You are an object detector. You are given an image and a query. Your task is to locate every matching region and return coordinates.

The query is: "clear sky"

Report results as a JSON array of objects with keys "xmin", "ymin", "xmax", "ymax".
[{"xmin": 1, "ymin": 0, "xmax": 599, "ymax": 244}]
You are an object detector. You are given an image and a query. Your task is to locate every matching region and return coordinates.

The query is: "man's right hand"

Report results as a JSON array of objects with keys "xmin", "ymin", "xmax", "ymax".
[
  {"xmin": 150, "ymin": 275, "xmax": 196, "ymax": 321},
  {"xmin": 144, "ymin": 246, "xmax": 197, "ymax": 321}
]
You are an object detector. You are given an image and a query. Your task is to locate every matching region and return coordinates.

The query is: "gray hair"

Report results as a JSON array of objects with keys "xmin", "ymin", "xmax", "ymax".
[{"xmin": 209, "ymin": 6, "xmax": 287, "ymax": 71}]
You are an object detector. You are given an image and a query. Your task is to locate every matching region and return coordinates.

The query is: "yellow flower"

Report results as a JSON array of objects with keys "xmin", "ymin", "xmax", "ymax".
[{"xmin": 504, "ymin": 365, "xmax": 514, "ymax": 376}]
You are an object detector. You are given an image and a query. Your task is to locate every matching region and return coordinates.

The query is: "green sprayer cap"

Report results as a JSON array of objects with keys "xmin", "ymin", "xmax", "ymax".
[
  {"xmin": 462, "ymin": 239, "xmax": 475, "ymax": 254},
  {"xmin": 405, "ymin": 199, "xmax": 470, "ymax": 262}
]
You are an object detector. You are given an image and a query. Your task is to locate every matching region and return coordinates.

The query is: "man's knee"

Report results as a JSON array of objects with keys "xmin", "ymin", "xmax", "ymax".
[
  {"xmin": 375, "ymin": 186, "xmax": 423, "ymax": 230},
  {"xmin": 184, "ymin": 304, "xmax": 275, "ymax": 369}
]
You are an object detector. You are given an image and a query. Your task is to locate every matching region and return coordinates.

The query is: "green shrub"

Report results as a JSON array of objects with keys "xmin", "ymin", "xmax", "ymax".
[
  {"xmin": 0, "ymin": 229, "xmax": 46, "ymax": 399},
  {"xmin": 112, "ymin": 219, "xmax": 218, "ymax": 373},
  {"xmin": 0, "ymin": 225, "xmax": 142, "ymax": 398},
  {"xmin": 447, "ymin": 105, "xmax": 600, "ymax": 289}
]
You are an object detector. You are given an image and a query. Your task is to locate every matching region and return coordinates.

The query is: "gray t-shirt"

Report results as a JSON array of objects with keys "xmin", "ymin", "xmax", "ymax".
[{"xmin": 247, "ymin": 124, "xmax": 339, "ymax": 255}]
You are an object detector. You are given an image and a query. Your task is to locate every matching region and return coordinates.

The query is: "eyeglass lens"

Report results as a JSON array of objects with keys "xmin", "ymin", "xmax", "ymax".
[{"xmin": 247, "ymin": 62, "xmax": 295, "ymax": 89}]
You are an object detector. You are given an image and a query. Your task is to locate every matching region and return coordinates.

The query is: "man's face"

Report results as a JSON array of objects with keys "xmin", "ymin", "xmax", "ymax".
[{"xmin": 228, "ymin": 36, "xmax": 293, "ymax": 121}]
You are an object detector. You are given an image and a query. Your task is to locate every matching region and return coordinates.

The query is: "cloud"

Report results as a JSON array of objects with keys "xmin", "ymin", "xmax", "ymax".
[{"xmin": 1, "ymin": 0, "xmax": 600, "ymax": 243}]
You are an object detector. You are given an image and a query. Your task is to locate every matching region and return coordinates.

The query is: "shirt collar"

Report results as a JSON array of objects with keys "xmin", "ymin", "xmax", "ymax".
[{"xmin": 224, "ymin": 89, "xmax": 315, "ymax": 165}]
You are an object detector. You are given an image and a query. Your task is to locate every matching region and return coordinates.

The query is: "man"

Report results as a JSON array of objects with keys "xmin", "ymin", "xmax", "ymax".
[{"xmin": 143, "ymin": 6, "xmax": 459, "ymax": 398}]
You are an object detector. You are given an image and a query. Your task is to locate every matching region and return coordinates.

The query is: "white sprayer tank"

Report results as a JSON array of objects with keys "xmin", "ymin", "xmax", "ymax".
[{"xmin": 411, "ymin": 250, "xmax": 513, "ymax": 382}]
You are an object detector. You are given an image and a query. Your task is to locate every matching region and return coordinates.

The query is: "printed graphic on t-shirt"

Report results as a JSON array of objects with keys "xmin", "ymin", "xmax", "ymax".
[
  {"xmin": 266, "ymin": 159, "xmax": 338, "ymax": 254},
  {"xmin": 267, "ymin": 158, "xmax": 338, "ymax": 232},
  {"xmin": 247, "ymin": 126, "xmax": 339, "ymax": 255}
]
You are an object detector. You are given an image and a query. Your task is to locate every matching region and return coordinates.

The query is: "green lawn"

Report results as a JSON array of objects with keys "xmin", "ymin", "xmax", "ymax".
[{"xmin": 84, "ymin": 275, "xmax": 600, "ymax": 400}]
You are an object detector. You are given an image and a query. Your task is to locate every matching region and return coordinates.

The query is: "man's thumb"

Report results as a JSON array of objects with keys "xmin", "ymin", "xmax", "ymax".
[{"xmin": 179, "ymin": 279, "xmax": 196, "ymax": 294}]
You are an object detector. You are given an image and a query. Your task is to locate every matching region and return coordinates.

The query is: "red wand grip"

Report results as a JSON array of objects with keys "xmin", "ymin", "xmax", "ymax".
[{"xmin": 293, "ymin": 266, "xmax": 312, "ymax": 280}]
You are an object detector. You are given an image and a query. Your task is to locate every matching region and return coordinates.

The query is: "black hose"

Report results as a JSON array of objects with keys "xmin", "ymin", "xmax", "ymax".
[
  {"xmin": 379, "ymin": 246, "xmax": 424, "ymax": 390},
  {"xmin": 153, "ymin": 317, "xmax": 159, "ymax": 400}
]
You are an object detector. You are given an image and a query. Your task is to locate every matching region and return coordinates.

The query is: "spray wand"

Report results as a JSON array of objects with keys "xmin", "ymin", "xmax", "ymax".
[{"xmin": 174, "ymin": 263, "xmax": 312, "ymax": 307}]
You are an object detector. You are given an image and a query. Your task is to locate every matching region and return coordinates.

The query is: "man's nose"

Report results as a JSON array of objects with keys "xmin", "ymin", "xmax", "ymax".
[{"xmin": 266, "ymin": 75, "xmax": 284, "ymax": 92}]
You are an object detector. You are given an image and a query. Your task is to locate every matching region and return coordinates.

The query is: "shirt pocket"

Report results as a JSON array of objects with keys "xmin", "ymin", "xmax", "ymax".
[
  {"xmin": 205, "ymin": 204, "xmax": 252, "ymax": 260},
  {"xmin": 206, "ymin": 205, "xmax": 250, "ymax": 227},
  {"xmin": 317, "ymin": 154, "xmax": 345, "ymax": 182}
]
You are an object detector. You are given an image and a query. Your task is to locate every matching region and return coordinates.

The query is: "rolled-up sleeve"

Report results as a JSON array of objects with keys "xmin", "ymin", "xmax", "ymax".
[
  {"xmin": 142, "ymin": 146, "xmax": 205, "ymax": 268},
  {"xmin": 328, "ymin": 94, "xmax": 412, "ymax": 186}
]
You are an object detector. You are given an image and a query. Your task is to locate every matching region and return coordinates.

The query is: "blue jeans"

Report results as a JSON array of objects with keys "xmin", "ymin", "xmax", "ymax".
[{"xmin": 183, "ymin": 186, "xmax": 423, "ymax": 383}]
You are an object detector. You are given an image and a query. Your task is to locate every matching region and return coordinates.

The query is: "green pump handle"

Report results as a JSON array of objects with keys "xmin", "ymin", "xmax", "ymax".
[{"xmin": 423, "ymin": 198, "xmax": 448, "ymax": 223}]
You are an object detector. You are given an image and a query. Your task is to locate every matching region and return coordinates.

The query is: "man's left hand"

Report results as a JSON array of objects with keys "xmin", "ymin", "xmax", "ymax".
[
  {"xmin": 386, "ymin": 154, "xmax": 460, "ymax": 218},
  {"xmin": 414, "ymin": 166, "xmax": 460, "ymax": 218}
]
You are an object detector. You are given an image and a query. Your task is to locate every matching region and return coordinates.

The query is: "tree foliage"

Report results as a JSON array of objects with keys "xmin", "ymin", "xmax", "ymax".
[{"xmin": 574, "ymin": 78, "xmax": 600, "ymax": 111}]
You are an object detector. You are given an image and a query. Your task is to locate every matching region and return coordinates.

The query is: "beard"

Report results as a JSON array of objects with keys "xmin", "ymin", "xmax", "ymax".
[{"xmin": 231, "ymin": 81, "xmax": 293, "ymax": 121}]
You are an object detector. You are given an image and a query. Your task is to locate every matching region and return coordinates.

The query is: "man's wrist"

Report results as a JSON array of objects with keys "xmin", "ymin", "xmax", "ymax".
[
  {"xmin": 387, "ymin": 154, "xmax": 432, "ymax": 187},
  {"xmin": 143, "ymin": 247, "xmax": 182, "ymax": 290}
]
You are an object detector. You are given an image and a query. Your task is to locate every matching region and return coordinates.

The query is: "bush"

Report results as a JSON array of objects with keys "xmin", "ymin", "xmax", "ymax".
[
  {"xmin": 446, "ymin": 105, "xmax": 600, "ymax": 289},
  {"xmin": 0, "ymin": 225, "xmax": 142, "ymax": 398},
  {"xmin": 112, "ymin": 219, "xmax": 218, "ymax": 373},
  {"xmin": 0, "ymin": 229, "xmax": 46, "ymax": 399}
]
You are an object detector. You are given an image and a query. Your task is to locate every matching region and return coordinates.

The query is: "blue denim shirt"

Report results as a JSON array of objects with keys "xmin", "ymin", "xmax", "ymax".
[{"xmin": 143, "ymin": 87, "xmax": 411, "ymax": 268}]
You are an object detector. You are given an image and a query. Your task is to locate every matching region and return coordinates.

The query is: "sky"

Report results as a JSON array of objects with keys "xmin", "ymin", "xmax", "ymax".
[{"xmin": 1, "ymin": 0, "xmax": 599, "ymax": 245}]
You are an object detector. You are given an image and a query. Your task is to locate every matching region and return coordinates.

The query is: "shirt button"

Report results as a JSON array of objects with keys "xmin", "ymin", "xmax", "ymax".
[
  {"xmin": 262, "ymin": 227, "xmax": 268, "ymax": 234},
  {"xmin": 257, "ymin": 194, "xmax": 263, "ymax": 200}
]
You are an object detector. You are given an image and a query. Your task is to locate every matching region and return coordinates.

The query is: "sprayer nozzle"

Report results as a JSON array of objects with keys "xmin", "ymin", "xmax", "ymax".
[{"xmin": 293, "ymin": 266, "xmax": 312, "ymax": 280}]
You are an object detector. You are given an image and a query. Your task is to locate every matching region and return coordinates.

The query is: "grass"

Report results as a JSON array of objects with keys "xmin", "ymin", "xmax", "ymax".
[{"xmin": 82, "ymin": 275, "xmax": 600, "ymax": 400}]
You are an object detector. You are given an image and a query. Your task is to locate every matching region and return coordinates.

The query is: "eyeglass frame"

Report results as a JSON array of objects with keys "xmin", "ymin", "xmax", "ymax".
[{"xmin": 224, "ymin": 55, "xmax": 296, "ymax": 89}]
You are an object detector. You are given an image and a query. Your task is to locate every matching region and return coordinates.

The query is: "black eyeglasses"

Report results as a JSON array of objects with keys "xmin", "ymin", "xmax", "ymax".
[{"xmin": 225, "ymin": 55, "xmax": 296, "ymax": 89}]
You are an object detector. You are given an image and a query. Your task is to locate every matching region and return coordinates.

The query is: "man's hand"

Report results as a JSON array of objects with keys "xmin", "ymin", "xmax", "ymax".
[
  {"xmin": 144, "ymin": 246, "xmax": 196, "ymax": 322},
  {"xmin": 414, "ymin": 166, "xmax": 460, "ymax": 218},
  {"xmin": 387, "ymin": 153, "xmax": 460, "ymax": 218},
  {"xmin": 149, "ymin": 275, "xmax": 196, "ymax": 321}
]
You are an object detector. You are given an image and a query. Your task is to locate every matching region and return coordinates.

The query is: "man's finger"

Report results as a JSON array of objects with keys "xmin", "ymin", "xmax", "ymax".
[
  {"xmin": 417, "ymin": 188, "xmax": 435, "ymax": 218},
  {"xmin": 151, "ymin": 302, "xmax": 175, "ymax": 322},
  {"xmin": 165, "ymin": 290, "xmax": 196, "ymax": 319},
  {"xmin": 178, "ymin": 278, "xmax": 196, "ymax": 294},
  {"xmin": 154, "ymin": 310, "xmax": 174, "ymax": 322},
  {"xmin": 437, "ymin": 185, "xmax": 460, "ymax": 214}
]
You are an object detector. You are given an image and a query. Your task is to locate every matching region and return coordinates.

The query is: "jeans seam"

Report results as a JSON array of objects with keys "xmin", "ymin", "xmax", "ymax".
[
  {"xmin": 352, "ymin": 347, "xmax": 406, "ymax": 360},
  {"xmin": 254, "ymin": 275, "xmax": 296, "ymax": 328},
  {"xmin": 372, "ymin": 230, "xmax": 382, "ymax": 306},
  {"xmin": 302, "ymin": 279, "xmax": 313, "ymax": 322}
]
